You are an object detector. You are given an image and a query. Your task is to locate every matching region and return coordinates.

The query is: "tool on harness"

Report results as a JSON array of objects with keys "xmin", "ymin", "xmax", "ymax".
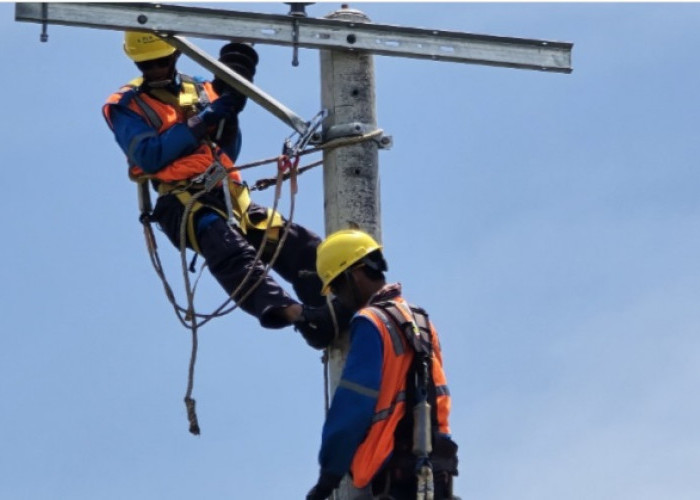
[
  {"xmin": 194, "ymin": 157, "xmax": 239, "ymax": 230},
  {"xmin": 414, "ymin": 351, "xmax": 435, "ymax": 500},
  {"xmin": 137, "ymin": 178, "xmax": 153, "ymax": 223}
]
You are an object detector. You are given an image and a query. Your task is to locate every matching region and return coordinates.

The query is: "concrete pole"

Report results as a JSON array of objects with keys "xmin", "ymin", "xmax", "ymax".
[{"xmin": 320, "ymin": 4, "xmax": 380, "ymax": 499}]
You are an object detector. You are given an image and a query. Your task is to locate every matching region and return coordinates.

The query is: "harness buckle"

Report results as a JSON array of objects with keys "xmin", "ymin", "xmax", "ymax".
[{"xmin": 194, "ymin": 161, "xmax": 229, "ymax": 191}]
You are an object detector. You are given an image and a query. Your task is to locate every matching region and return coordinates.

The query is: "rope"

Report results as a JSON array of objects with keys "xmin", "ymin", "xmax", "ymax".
[
  {"xmin": 323, "ymin": 295, "xmax": 342, "ymax": 500},
  {"xmin": 178, "ymin": 157, "xmax": 296, "ymax": 434},
  {"xmin": 139, "ymin": 128, "xmax": 382, "ymax": 434},
  {"xmin": 189, "ymin": 155, "xmax": 298, "ymax": 327},
  {"xmin": 230, "ymin": 128, "xmax": 384, "ymax": 174},
  {"xmin": 156, "ymin": 127, "xmax": 385, "ymax": 321}
]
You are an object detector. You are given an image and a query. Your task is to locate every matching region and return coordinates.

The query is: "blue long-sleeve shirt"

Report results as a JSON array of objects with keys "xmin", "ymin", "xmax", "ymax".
[
  {"xmin": 318, "ymin": 315, "xmax": 383, "ymax": 477},
  {"xmin": 105, "ymin": 75, "xmax": 242, "ymax": 172}
]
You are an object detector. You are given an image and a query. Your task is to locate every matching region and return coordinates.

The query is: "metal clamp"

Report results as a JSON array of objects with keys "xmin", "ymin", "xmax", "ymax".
[
  {"xmin": 324, "ymin": 122, "xmax": 369, "ymax": 141},
  {"xmin": 285, "ymin": 109, "xmax": 328, "ymax": 155},
  {"xmin": 323, "ymin": 122, "xmax": 393, "ymax": 150}
]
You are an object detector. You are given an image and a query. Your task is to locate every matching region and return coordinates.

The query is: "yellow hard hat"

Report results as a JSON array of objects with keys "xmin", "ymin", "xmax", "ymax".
[
  {"xmin": 123, "ymin": 31, "xmax": 176, "ymax": 62},
  {"xmin": 316, "ymin": 229, "xmax": 382, "ymax": 295}
]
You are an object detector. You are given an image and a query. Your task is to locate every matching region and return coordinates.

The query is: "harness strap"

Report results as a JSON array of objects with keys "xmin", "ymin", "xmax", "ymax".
[
  {"xmin": 125, "ymin": 74, "xmax": 286, "ymax": 239},
  {"xmin": 373, "ymin": 301, "xmax": 433, "ymax": 356},
  {"xmin": 146, "ymin": 75, "xmax": 206, "ymax": 116},
  {"xmin": 155, "ymin": 183, "xmax": 228, "ymax": 255},
  {"xmin": 369, "ymin": 299, "xmax": 440, "ymax": 498},
  {"xmin": 131, "ymin": 94, "xmax": 163, "ymax": 129},
  {"xmin": 368, "ymin": 306, "xmax": 405, "ymax": 356},
  {"xmin": 155, "ymin": 177, "xmax": 285, "ymax": 254}
]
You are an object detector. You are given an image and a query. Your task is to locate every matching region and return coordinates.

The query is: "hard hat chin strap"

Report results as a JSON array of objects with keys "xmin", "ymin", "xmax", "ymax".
[{"xmin": 338, "ymin": 266, "xmax": 364, "ymax": 311}]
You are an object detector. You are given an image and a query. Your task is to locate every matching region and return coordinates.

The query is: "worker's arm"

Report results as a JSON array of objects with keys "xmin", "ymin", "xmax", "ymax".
[
  {"xmin": 317, "ymin": 316, "xmax": 383, "ymax": 478},
  {"xmin": 218, "ymin": 120, "xmax": 243, "ymax": 163},
  {"xmin": 107, "ymin": 104, "xmax": 200, "ymax": 173},
  {"xmin": 106, "ymin": 92, "xmax": 243, "ymax": 173}
]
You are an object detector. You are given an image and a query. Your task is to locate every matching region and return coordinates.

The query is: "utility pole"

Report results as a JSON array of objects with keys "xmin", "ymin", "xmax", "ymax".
[
  {"xmin": 320, "ymin": 7, "xmax": 381, "ymax": 410},
  {"xmin": 15, "ymin": 3, "xmax": 572, "ymax": 498}
]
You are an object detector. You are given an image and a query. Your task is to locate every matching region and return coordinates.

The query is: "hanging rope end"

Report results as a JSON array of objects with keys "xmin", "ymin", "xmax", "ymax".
[{"xmin": 184, "ymin": 397, "xmax": 201, "ymax": 435}]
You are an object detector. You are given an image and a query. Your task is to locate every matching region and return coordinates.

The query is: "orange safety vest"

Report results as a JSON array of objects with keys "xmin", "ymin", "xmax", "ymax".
[
  {"xmin": 349, "ymin": 296, "xmax": 452, "ymax": 488},
  {"xmin": 102, "ymin": 75, "xmax": 242, "ymax": 184}
]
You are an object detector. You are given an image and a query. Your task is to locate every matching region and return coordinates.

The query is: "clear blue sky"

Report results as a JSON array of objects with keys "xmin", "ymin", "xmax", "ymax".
[{"xmin": 2, "ymin": 2, "xmax": 699, "ymax": 499}]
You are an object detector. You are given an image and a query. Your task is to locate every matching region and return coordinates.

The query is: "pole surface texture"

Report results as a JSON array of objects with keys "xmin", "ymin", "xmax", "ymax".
[{"xmin": 320, "ymin": 5, "xmax": 380, "ymax": 499}]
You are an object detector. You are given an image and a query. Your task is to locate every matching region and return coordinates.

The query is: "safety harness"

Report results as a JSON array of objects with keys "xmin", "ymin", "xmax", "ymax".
[
  {"xmin": 128, "ymin": 75, "xmax": 283, "ymax": 254},
  {"xmin": 368, "ymin": 300, "xmax": 438, "ymax": 500}
]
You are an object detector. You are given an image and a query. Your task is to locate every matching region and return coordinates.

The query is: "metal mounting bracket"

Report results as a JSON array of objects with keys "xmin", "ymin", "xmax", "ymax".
[{"xmin": 322, "ymin": 122, "xmax": 392, "ymax": 149}]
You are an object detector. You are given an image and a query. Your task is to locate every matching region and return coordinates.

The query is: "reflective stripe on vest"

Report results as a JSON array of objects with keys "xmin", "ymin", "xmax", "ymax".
[
  {"xmin": 339, "ymin": 379, "xmax": 380, "ymax": 399},
  {"xmin": 371, "ymin": 390, "xmax": 406, "ymax": 423},
  {"xmin": 435, "ymin": 384, "xmax": 450, "ymax": 397}
]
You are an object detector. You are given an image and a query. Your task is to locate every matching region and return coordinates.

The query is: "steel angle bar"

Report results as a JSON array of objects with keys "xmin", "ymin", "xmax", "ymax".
[
  {"xmin": 16, "ymin": 2, "xmax": 572, "ymax": 73},
  {"xmin": 166, "ymin": 35, "xmax": 308, "ymax": 135}
]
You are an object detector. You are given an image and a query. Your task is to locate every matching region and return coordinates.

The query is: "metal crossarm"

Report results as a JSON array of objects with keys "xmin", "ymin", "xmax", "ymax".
[{"xmin": 16, "ymin": 2, "xmax": 572, "ymax": 73}]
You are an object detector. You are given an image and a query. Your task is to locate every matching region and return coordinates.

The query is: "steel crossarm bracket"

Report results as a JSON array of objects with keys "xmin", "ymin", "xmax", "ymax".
[
  {"xmin": 166, "ymin": 35, "xmax": 309, "ymax": 135},
  {"xmin": 15, "ymin": 2, "xmax": 573, "ymax": 73}
]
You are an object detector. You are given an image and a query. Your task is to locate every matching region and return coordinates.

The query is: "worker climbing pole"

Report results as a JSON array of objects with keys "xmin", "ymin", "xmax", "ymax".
[{"xmin": 16, "ymin": 3, "xmax": 572, "ymax": 499}]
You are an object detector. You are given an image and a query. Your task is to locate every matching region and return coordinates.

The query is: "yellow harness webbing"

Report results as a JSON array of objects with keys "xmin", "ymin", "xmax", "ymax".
[
  {"xmin": 155, "ymin": 180, "xmax": 283, "ymax": 254},
  {"xmin": 128, "ymin": 75, "xmax": 285, "ymax": 252}
]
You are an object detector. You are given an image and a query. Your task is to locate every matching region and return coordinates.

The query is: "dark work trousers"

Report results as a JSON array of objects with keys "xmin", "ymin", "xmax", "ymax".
[{"xmin": 151, "ymin": 191, "xmax": 325, "ymax": 328}]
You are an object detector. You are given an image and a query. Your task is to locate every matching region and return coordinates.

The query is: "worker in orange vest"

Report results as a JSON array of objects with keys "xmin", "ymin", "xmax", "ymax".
[
  {"xmin": 102, "ymin": 31, "xmax": 350, "ymax": 337},
  {"xmin": 306, "ymin": 229, "xmax": 459, "ymax": 500}
]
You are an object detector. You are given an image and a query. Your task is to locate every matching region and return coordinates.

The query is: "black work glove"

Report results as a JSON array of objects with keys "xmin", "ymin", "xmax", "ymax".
[
  {"xmin": 187, "ymin": 92, "xmax": 241, "ymax": 139},
  {"xmin": 294, "ymin": 299, "xmax": 354, "ymax": 349},
  {"xmin": 212, "ymin": 42, "xmax": 259, "ymax": 113},
  {"xmin": 306, "ymin": 473, "xmax": 342, "ymax": 500}
]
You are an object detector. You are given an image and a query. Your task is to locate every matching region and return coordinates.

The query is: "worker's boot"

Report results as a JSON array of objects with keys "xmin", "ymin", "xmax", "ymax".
[{"xmin": 294, "ymin": 299, "xmax": 353, "ymax": 349}]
